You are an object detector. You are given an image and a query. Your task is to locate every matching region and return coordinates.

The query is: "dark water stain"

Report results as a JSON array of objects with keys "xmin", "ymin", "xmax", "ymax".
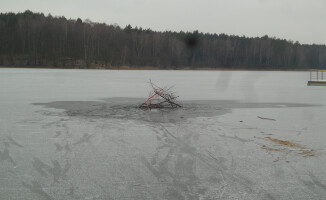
[
  {"xmin": 73, "ymin": 133, "xmax": 95, "ymax": 145},
  {"xmin": 6, "ymin": 136, "xmax": 24, "ymax": 148},
  {"xmin": 32, "ymin": 157, "xmax": 50, "ymax": 177},
  {"xmin": 54, "ymin": 131, "xmax": 62, "ymax": 138},
  {"xmin": 32, "ymin": 157, "xmax": 71, "ymax": 183},
  {"xmin": 0, "ymin": 148, "xmax": 16, "ymax": 166},
  {"xmin": 54, "ymin": 143, "xmax": 63, "ymax": 152},
  {"xmin": 30, "ymin": 97, "xmax": 320, "ymax": 199},
  {"xmin": 65, "ymin": 183, "xmax": 78, "ymax": 197},
  {"xmin": 22, "ymin": 180, "xmax": 54, "ymax": 200},
  {"xmin": 33, "ymin": 98, "xmax": 316, "ymax": 124},
  {"xmin": 219, "ymin": 134, "xmax": 250, "ymax": 143},
  {"xmin": 0, "ymin": 136, "xmax": 23, "ymax": 167},
  {"xmin": 140, "ymin": 125, "xmax": 259, "ymax": 199},
  {"xmin": 140, "ymin": 156, "xmax": 161, "ymax": 180},
  {"xmin": 140, "ymin": 127, "xmax": 205, "ymax": 199},
  {"xmin": 64, "ymin": 143, "xmax": 72, "ymax": 153}
]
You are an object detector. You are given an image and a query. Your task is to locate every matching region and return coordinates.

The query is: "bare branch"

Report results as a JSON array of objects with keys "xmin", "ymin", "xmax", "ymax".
[{"xmin": 140, "ymin": 81, "xmax": 182, "ymax": 109}]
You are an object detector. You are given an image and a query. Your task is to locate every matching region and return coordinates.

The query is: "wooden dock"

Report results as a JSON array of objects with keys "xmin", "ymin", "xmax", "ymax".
[{"xmin": 308, "ymin": 70, "xmax": 326, "ymax": 86}]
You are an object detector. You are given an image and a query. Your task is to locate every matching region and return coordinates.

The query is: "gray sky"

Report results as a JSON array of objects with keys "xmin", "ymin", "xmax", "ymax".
[{"xmin": 1, "ymin": 0, "xmax": 326, "ymax": 44}]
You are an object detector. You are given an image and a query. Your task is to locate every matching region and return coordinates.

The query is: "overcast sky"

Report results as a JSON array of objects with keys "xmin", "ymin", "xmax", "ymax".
[{"xmin": 1, "ymin": 0, "xmax": 325, "ymax": 44}]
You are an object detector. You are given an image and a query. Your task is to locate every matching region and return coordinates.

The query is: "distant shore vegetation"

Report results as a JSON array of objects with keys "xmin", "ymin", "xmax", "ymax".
[{"xmin": 0, "ymin": 10, "xmax": 326, "ymax": 70}]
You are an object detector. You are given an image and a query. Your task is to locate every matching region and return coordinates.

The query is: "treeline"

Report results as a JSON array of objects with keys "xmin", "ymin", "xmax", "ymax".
[{"xmin": 1, "ymin": 10, "xmax": 326, "ymax": 69}]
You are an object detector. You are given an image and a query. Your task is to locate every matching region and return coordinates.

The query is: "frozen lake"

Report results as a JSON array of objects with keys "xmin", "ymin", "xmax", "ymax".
[{"xmin": 0, "ymin": 68, "xmax": 326, "ymax": 200}]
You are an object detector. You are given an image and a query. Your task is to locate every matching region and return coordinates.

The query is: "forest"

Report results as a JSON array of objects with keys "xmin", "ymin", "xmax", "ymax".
[{"xmin": 1, "ymin": 10, "xmax": 326, "ymax": 70}]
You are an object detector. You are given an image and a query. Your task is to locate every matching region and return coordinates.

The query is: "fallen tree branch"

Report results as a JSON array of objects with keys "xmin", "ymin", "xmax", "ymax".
[
  {"xmin": 257, "ymin": 116, "xmax": 276, "ymax": 121},
  {"xmin": 139, "ymin": 80, "xmax": 182, "ymax": 109}
]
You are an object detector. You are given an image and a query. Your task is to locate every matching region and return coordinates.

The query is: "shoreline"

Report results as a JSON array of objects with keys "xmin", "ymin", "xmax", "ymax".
[{"xmin": 0, "ymin": 65, "xmax": 313, "ymax": 72}]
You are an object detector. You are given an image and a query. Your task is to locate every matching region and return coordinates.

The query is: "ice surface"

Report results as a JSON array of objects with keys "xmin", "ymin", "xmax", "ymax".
[{"xmin": 0, "ymin": 69, "xmax": 326, "ymax": 199}]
